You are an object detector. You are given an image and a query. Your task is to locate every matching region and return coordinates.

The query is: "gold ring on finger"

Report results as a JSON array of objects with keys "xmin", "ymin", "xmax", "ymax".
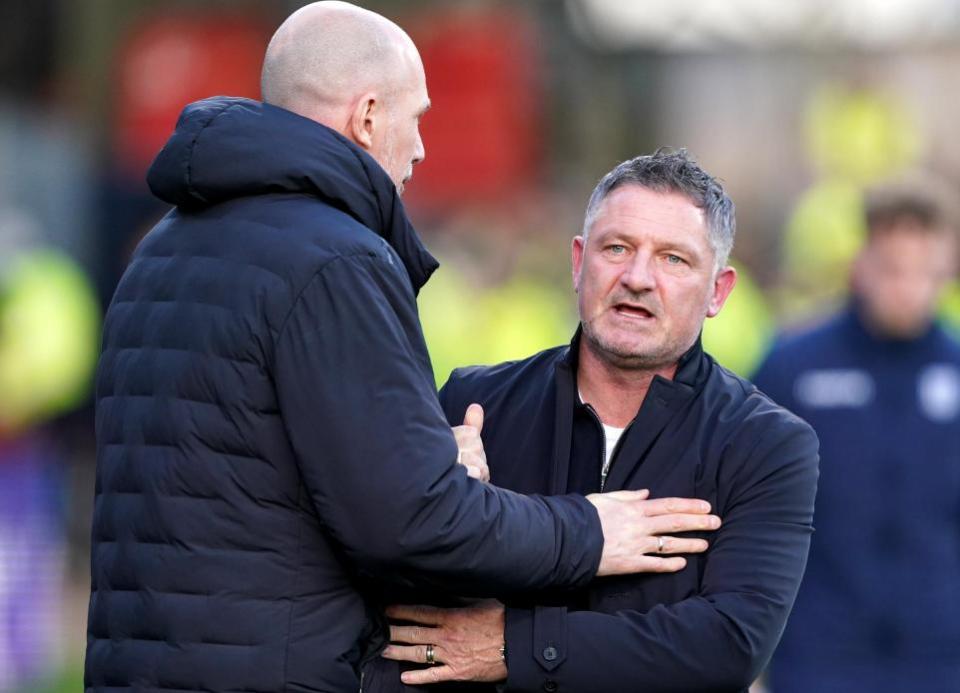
[{"xmin": 425, "ymin": 644, "xmax": 437, "ymax": 665}]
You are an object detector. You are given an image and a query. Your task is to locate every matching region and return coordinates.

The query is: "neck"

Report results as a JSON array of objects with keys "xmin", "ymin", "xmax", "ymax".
[{"xmin": 576, "ymin": 340, "xmax": 679, "ymax": 428}]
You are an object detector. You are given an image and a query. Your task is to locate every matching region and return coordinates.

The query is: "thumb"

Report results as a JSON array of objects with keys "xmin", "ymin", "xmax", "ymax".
[{"xmin": 463, "ymin": 403, "xmax": 484, "ymax": 432}]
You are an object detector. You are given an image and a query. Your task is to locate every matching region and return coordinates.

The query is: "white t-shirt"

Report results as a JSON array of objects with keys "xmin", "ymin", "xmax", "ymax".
[
  {"xmin": 601, "ymin": 422, "xmax": 625, "ymax": 486},
  {"xmin": 579, "ymin": 388, "xmax": 625, "ymax": 487}
]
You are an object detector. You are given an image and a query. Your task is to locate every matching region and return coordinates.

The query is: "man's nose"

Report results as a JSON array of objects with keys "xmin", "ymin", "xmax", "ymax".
[
  {"xmin": 620, "ymin": 254, "xmax": 656, "ymax": 292},
  {"xmin": 413, "ymin": 132, "xmax": 425, "ymax": 165}
]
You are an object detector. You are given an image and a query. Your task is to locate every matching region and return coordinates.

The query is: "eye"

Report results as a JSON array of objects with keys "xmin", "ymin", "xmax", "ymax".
[
  {"xmin": 665, "ymin": 254, "xmax": 685, "ymax": 265},
  {"xmin": 607, "ymin": 244, "xmax": 627, "ymax": 255}
]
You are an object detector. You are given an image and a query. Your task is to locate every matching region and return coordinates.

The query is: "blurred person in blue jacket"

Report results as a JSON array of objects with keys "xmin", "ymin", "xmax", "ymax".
[{"xmin": 756, "ymin": 178, "xmax": 960, "ymax": 693}]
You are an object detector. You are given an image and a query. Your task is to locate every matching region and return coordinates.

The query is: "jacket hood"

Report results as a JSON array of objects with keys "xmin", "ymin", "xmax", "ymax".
[{"xmin": 147, "ymin": 96, "xmax": 438, "ymax": 292}]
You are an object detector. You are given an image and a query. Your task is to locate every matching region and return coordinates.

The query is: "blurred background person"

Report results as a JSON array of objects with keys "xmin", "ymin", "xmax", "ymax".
[
  {"xmin": 0, "ymin": 212, "xmax": 100, "ymax": 691},
  {"xmin": 754, "ymin": 179, "xmax": 960, "ymax": 693}
]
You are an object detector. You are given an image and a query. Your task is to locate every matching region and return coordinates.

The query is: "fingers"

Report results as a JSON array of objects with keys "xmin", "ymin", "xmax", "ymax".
[
  {"xmin": 463, "ymin": 403, "xmax": 484, "ymax": 432},
  {"xmin": 389, "ymin": 624, "xmax": 436, "ymax": 644},
  {"xmin": 589, "ymin": 491, "xmax": 720, "ymax": 577},
  {"xmin": 647, "ymin": 513, "xmax": 720, "ymax": 535},
  {"xmin": 452, "ymin": 422, "xmax": 485, "ymax": 477},
  {"xmin": 458, "ymin": 450, "xmax": 490, "ymax": 482},
  {"xmin": 646, "ymin": 536, "xmax": 710, "ymax": 555},
  {"xmin": 465, "ymin": 463, "xmax": 490, "ymax": 482},
  {"xmin": 451, "ymin": 425, "xmax": 481, "ymax": 448},
  {"xmin": 598, "ymin": 488, "xmax": 650, "ymax": 501},
  {"xmin": 382, "ymin": 644, "xmax": 435, "ymax": 664},
  {"xmin": 386, "ymin": 604, "xmax": 444, "ymax": 626},
  {"xmin": 598, "ymin": 554, "xmax": 690, "ymax": 576},
  {"xmin": 452, "ymin": 411, "xmax": 489, "ymax": 482},
  {"xmin": 634, "ymin": 556, "xmax": 688, "ymax": 573},
  {"xmin": 641, "ymin": 497, "xmax": 713, "ymax": 516},
  {"xmin": 401, "ymin": 664, "xmax": 457, "ymax": 685}
]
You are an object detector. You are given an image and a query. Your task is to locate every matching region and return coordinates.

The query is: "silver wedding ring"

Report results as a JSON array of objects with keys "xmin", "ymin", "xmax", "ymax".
[
  {"xmin": 657, "ymin": 536, "xmax": 665, "ymax": 553},
  {"xmin": 425, "ymin": 644, "xmax": 437, "ymax": 665}
]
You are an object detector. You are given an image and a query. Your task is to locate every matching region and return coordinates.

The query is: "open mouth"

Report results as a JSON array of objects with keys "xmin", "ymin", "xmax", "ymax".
[{"xmin": 613, "ymin": 303, "xmax": 655, "ymax": 320}]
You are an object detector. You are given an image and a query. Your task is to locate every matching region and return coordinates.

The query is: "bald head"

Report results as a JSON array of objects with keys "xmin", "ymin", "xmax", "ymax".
[
  {"xmin": 262, "ymin": 2, "xmax": 415, "ymax": 120},
  {"xmin": 261, "ymin": 1, "xmax": 429, "ymax": 193}
]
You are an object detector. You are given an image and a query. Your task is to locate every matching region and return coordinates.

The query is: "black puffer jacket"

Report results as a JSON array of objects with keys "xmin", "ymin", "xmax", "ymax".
[{"xmin": 85, "ymin": 97, "xmax": 603, "ymax": 693}]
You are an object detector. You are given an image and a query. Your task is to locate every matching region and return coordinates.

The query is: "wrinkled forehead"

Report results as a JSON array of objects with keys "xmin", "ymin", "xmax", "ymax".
[{"xmin": 590, "ymin": 185, "xmax": 708, "ymax": 238}]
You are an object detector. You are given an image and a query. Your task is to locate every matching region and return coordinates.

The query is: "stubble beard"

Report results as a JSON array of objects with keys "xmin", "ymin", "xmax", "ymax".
[
  {"xmin": 582, "ymin": 321, "xmax": 683, "ymax": 371},
  {"xmin": 581, "ymin": 315, "xmax": 684, "ymax": 372},
  {"xmin": 380, "ymin": 130, "xmax": 407, "ymax": 196}
]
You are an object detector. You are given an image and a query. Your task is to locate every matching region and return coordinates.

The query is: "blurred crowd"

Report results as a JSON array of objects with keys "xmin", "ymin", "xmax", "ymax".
[{"xmin": 2, "ymin": 1, "xmax": 960, "ymax": 691}]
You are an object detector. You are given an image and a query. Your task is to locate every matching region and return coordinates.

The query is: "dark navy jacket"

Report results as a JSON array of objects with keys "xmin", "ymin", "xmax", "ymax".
[
  {"xmin": 398, "ymin": 335, "xmax": 818, "ymax": 693},
  {"xmin": 85, "ymin": 97, "xmax": 604, "ymax": 693},
  {"xmin": 755, "ymin": 307, "xmax": 960, "ymax": 693}
]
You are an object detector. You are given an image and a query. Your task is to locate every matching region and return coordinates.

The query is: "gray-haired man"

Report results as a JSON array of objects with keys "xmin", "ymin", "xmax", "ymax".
[{"xmin": 380, "ymin": 149, "xmax": 820, "ymax": 693}]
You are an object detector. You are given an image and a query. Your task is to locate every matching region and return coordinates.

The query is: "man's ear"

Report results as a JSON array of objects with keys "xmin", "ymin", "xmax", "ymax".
[
  {"xmin": 571, "ymin": 236, "xmax": 585, "ymax": 293},
  {"xmin": 348, "ymin": 93, "xmax": 378, "ymax": 150},
  {"xmin": 706, "ymin": 266, "xmax": 737, "ymax": 318}
]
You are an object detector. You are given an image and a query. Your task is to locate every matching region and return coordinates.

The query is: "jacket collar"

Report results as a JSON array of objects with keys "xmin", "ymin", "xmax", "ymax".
[
  {"xmin": 146, "ymin": 96, "xmax": 438, "ymax": 293},
  {"xmin": 554, "ymin": 326, "xmax": 711, "ymax": 492},
  {"xmin": 557, "ymin": 326, "xmax": 709, "ymax": 395}
]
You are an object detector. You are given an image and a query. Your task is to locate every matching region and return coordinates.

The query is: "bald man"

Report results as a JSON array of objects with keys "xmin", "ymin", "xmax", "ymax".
[
  {"xmin": 260, "ymin": 1, "xmax": 429, "ymax": 195},
  {"xmin": 85, "ymin": 4, "xmax": 717, "ymax": 692}
]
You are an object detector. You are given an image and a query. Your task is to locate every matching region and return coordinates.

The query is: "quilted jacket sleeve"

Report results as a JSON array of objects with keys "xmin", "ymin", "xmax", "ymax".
[{"xmin": 273, "ymin": 252, "xmax": 602, "ymax": 595}]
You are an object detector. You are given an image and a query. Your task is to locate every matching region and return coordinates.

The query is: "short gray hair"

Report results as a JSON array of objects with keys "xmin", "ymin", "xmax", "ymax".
[{"xmin": 583, "ymin": 148, "xmax": 736, "ymax": 269}]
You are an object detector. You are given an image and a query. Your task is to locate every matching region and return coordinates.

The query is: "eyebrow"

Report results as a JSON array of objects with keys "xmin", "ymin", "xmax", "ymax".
[
  {"xmin": 594, "ymin": 228, "xmax": 704, "ymax": 260},
  {"xmin": 662, "ymin": 240, "xmax": 701, "ymax": 258}
]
